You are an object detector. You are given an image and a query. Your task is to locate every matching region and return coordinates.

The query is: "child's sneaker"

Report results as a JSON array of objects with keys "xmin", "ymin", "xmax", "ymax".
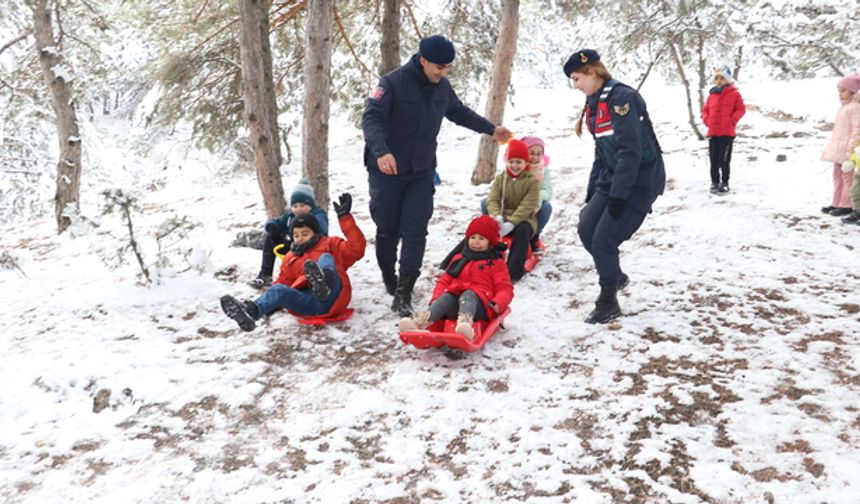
[
  {"xmin": 455, "ymin": 314, "xmax": 474, "ymax": 341},
  {"xmin": 220, "ymin": 295, "xmax": 256, "ymax": 332},
  {"xmin": 247, "ymin": 274, "xmax": 272, "ymax": 289},
  {"xmin": 709, "ymin": 183, "xmax": 719, "ymax": 194},
  {"xmin": 398, "ymin": 311, "xmax": 431, "ymax": 332},
  {"xmin": 304, "ymin": 260, "xmax": 333, "ymax": 301},
  {"xmin": 717, "ymin": 183, "xmax": 729, "ymax": 194},
  {"xmin": 841, "ymin": 211, "xmax": 860, "ymax": 224}
]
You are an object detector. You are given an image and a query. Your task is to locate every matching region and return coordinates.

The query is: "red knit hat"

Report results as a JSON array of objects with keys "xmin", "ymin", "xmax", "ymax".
[
  {"xmin": 504, "ymin": 139, "xmax": 530, "ymax": 163},
  {"xmin": 465, "ymin": 215, "xmax": 501, "ymax": 246}
]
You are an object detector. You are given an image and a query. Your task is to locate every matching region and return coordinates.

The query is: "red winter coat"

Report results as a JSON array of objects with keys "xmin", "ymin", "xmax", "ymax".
[
  {"xmin": 275, "ymin": 214, "xmax": 366, "ymax": 316},
  {"xmin": 431, "ymin": 253, "xmax": 514, "ymax": 320},
  {"xmin": 701, "ymin": 84, "xmax": 746, "ymax": 137}
]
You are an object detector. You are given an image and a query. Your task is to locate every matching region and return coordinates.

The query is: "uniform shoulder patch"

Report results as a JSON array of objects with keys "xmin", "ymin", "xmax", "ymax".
[
  {"xmin": 369, "ymin": 85, "xmax": 386, "ymax": 101},
  {"xmin": 613, "ymin": 103, "xmax": 630, "ymax": 116}
]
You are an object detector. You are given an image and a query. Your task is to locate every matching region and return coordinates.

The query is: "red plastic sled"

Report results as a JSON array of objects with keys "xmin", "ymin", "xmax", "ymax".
[
  {"xmin": 297, "ymin": 308, "xmax": 354, "ymax": 326},
  {"xmin": 501, "ymin": 236, "xmax": 545, "ymax": 274},
  {"xmin": 399, "ymin": 307, "xmax": 511, "ymax": 352}
]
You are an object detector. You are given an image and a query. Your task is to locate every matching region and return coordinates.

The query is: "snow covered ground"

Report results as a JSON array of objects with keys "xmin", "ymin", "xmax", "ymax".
[{"xmin": 1, "ymin": 76, "xmax": 859, "ymax": 503}]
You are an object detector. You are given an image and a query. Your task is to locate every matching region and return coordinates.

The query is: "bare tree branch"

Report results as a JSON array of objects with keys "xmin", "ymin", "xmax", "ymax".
[
  {"xmin": 402, "ymin": 0, "xmax": 422, "ymax": 38},
  {"xmin": 332, "ymin": 3, "xmax": 373, "ymax": 80},
  {"xmin": 0, "ymin": 29, "xmax": 32, "ymax": 56}
]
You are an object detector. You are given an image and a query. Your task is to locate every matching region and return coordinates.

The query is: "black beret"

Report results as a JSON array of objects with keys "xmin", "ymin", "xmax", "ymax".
[
  {"xmin": 419, "ymin": 35, "xmax": 456, "ymax": 65},
  {"xmin": 563, "ymin": 49, "xmax": 600, "ymax": 77}
]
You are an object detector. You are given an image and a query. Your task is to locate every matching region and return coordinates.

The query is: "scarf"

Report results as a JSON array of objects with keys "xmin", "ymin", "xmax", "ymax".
[
  {"xmin": 505, "ymin": 167, "xmax": 524, "ymax": 179},
  {"xmin": 290, "ymin": 234, "xmax": 322, "ymax": 257},
  {"xmin": 445, "ymin": 243, "xmax": 504, "ymax": 278},
  {"xmin": 709, "ymin": 85, "xmax": 724, "ymax": 95}
]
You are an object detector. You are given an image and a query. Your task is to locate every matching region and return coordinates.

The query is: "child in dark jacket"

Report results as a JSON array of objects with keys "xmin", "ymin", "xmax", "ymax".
[
  {"xmin": 223, "ymin": 194, "xmax": 365, "ymax": 332},
  {"xmin": 249, "ymin": 178, "xmax": 330, "ymax": 288},
  {"xmin": 399, "ymin": 215, "xmax": 513, "ymax": 340},
  {"xmin": 701, "ymin": 67, "xmax": 746, "ymax": 194}
]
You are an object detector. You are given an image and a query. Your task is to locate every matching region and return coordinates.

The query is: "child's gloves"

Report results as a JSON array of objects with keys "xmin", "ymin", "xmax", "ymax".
[
  {"xmin": 499, "ymin": 222, "xmax": 515, "ymax": 236},
  {"xmin": 493, "ymin": 215, "xmax": 504, "ymax": 225},
  {"xmin": 842, "ymin": 160, "xmax": 855, "ymax": 173},
  {"xmin": 333, "ymin": 193, "xmax": 352, "ymax": 217}
]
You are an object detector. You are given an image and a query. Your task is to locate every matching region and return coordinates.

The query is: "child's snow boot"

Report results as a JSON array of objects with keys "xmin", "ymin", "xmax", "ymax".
[
  {"xmin": 585, "ymin": 286, "xmax": 621, "ymax": 324},
  {"xmin": 398, "ymin": 311, "xmax": 431, "ymax": 332},
  {"xmin": 304, "ymin": 260, "xmax": 334, "ymax": 302},
  {"xmin": 840, "ymin": 211, "xmax": 860, "ymax": 223},
  {"xmin": 247, "ymin": 274, "xmax": 272, "ymax": 289},
  {"xmin": 220, "ymin": 295, "xmax": 256, "ymax": 332},
  {"xmin": 455, "ymin": 314, "xmax": 475, "ymax": 341}
]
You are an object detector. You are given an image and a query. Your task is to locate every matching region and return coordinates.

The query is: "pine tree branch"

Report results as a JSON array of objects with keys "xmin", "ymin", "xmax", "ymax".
[
  {"xmin": 402, "ymin": 0, "xmax": 422, "ymax": 38},
  {"xmin": 332, "ymin": 4, "xmax": 373, "ymax": 79}
]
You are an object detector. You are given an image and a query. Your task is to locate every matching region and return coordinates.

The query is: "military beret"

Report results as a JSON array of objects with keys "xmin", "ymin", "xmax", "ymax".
[{"xmin": 563, "ymin": 49, "xmax": 600, "ymax": 77}]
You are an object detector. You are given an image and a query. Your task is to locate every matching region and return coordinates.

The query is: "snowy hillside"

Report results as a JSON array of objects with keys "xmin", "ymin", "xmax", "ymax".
[{"xmin": 1, "ymin": 76, "xmax": 859, "ymax": 503}]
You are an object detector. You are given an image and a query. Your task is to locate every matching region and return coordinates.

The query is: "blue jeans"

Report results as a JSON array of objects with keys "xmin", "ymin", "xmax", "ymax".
[
  {"xmin": 253, "ymin": 253, "xmax": 342, "ymax": 317},
  {"xmin": 480, "ymin": 198, "xmax": 552, "ymax": 238}
]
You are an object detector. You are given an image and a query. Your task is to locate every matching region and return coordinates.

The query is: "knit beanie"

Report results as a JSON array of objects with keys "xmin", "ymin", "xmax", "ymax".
[
  {"xmin": 419, "ymin": 35, "xmax": 455, "ymax": 65},
  {"xmin": 837, "ymin": 74, "xmax": 860, "ymax": 94},
  {"xmin": 520, "ymin": 136, "xmax": 545, "ymax": 150},
  {"xmin": 505, "ymin": 139, "xmax": 530, "ymax": 163},
  {"xmin": 715, "ymin": 66, "xmax": 734, "ymax": 84},
  {"xmin": 290, "ymin": 178, "xmax": 316, "ymax": 207},
  {"xmin": 465, "ymin": 215, "xmax": 501, "ymax": 247},
  {"xmin": 291, "ymin": 213, "xmax": 321, "ymax": 235},
  {"xmin": 563, "ymin": 49, "xmax": 600, "ymax": 77}
]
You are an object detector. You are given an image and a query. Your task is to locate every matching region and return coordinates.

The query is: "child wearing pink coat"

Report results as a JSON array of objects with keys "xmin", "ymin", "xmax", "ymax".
[{"xmin": 821, "ymin": 74, "xmax": 860, "ymax": 216}]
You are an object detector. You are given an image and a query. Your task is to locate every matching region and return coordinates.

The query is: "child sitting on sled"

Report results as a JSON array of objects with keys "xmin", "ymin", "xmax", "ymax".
[
  {"xmin": 221, "ymin": 193, "xmax": 366, "ymax": 332},
  {"xmin": 248, "ymin": 178, "xmax": 330, "ymax": 288},
  {"xmin": 487, "ymin": 139, "xmax": 541, "ymax": 282},
  {"xmin": 399, "ymin": 215, "xmax": 514, "ymax": 340}
]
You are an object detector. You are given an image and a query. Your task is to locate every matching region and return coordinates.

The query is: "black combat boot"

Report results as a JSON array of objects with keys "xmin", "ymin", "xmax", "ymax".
[
  {"xmin": 391, "ymin": 273, "xmax": 418, "ymax": 317},
  {"xmin": 382, "ymin": 267, "xmax": 398, "ymax": 296},
  {"xmin": 585, "ymin": 286, "xmax": 621, "ymax": 324}
]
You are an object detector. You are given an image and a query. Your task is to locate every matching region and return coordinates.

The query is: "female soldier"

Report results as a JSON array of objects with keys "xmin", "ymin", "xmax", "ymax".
[{"xmin": 564, "ymin": 49, "xmax": 666, "ymax": 324}]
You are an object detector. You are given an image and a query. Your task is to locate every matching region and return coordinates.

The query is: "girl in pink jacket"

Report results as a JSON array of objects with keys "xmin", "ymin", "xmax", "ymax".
[{"xmin": 820, "ymin": 74, "xmax": 860, "ymax": 216}]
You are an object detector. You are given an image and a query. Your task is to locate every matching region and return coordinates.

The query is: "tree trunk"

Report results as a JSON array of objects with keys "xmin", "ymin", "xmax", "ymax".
[
  {"xmin": 471, "ymin": 0, "xmax": 519, "ymax": 185},
  {"xmin": 379, "ymin": 0, "xmax": 400, "ymax": 75},
  {"xmin": 733, "ymin": 46, "xmax": 743, "ymax": 82},
  {"xmin": 302, "ymin": 0, "xmax": 333, "ymax": 210},
  {"xmin": 238, "ymin": 0, "xmax": 285, "ymax": 218},
  {"xmin": 669, "ymin": 40, "xmax": 705, "ymax": 141},
  {"xmin": 695, "ymin": 21, "xmax": 706, "ymax": 113},
  {"xmin": 29, "ymin": 0, "xmax": 82, "ymax": 234}
]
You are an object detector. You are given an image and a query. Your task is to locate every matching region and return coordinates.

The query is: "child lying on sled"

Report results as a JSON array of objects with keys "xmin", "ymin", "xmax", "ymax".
[
  {"xmin": 221, "ymin": 193, "xmax": 366, "ymax": 332},
  {"xmin": 399, "ymin": 215, "xmax": 514, "ymax": 340}
]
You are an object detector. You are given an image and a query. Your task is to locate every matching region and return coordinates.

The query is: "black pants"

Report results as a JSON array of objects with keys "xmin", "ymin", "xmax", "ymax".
[
  {"xmin": 709, "ymin": 136, "xmax": 735, "ymax": 185},
  {"xmin": 507, "ymin": 222, "xmax": 534, "ymax": 282},
  {"xmin": 258, "ymin": 229, "xmax": 288, "ymax": 277}
]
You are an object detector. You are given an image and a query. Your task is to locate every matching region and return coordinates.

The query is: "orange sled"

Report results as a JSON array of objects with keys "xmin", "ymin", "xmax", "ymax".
[{"xmin": 399, "ymin": 308, "xmax": 511, "ymax": 352}]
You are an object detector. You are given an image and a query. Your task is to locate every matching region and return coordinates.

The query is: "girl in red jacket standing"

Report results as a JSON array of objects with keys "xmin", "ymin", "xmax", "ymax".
[
  {"xmin": 701, "ymin": 67, "xmax": 746, "ymax": 194},
  {"xmin": 399, "ymin": 215, "xmax": 513, "ymax": 340}
]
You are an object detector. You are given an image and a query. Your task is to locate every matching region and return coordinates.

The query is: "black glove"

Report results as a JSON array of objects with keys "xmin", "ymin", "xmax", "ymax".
[
  {"xmin": 265, "ymin": 222, "xmax": 285, "ymax": 243},
  {"xmin": 608, "ymin": 197, "xmax": 625, "ymax": 220},
  {"xmin": 585, "ymin": 190, "xmax": 594, "ymax": 204},
  {"xmin": 333, "ymin": 193, "xmax": 352, "ymax": 218}
]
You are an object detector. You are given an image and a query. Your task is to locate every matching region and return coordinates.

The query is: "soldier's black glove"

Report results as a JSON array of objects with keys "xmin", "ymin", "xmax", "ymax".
[
  {"xmin": 608, "ymin": 197, "xmax": 625, "ymax": 220},
  {"xmin": 333, "ymin": 193, "xmax": 352, "ymax": 218}
]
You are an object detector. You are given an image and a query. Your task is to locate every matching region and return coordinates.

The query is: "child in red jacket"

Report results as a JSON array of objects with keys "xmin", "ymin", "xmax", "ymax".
[
  {"xmin": 399, "ymin": 215, "xmax": 514, "ymax": 340},
  {"xmin": 701, "ymin": 66, "xmax": 746, "ymax": 194},
  {"xmin": 221, "ymin": 194, "xmax": 366, "ymax": 332}
]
